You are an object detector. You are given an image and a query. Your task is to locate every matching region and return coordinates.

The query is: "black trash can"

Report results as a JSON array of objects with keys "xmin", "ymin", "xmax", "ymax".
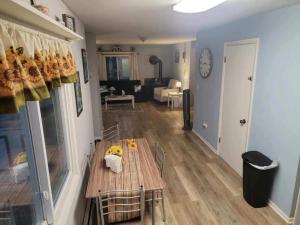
[{"xmin": 242, "ymin": 151, "xmax": 279, "ymax": 208}]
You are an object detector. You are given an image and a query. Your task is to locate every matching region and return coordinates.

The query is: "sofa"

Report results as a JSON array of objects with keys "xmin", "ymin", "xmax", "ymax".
[
  {"xmin": 100, "ymin": 80, "xmax": 146, "ymax": 103},
  {"xmin": 153, "ymin": 79, "xmax": 182, "ymax": 102},
  {"xmin": 143, "ymin": 77, "xmax": 172, "ymax": 101}
]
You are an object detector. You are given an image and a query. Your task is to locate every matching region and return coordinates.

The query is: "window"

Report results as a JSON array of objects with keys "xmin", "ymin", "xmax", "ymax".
[
  {"xmin": 0, "ymin": 107, "xmax": 44, "ymax": 225},
  {"xmin": 40, "ymin": 90, "xmax": 69, "ymax": 204},
  {"xmin": 0, "ymin": 86, "xmax": 76, "ymax": 225},
  {"xmin": 106, "ymin": 56, "xmax": 130, "ymax": 80},
  {"xmin": 0, "ymin": 88, "xmax": 73, "ymax": 225}
]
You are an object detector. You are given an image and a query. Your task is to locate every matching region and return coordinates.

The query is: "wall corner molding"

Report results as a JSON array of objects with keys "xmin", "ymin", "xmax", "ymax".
[
  {"xmin": 192, "ymin": 129, "xmax": 217, "ymax": 153},
  {"xmin": 192, "ymin": 127, "xmax": 295, "ymax": 224},
  {"xmin": 268, "ymin": 201, "xmax": 295, "ymax": 224}
]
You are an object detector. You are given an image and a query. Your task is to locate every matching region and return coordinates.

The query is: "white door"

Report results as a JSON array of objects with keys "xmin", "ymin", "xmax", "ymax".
[{"xmin": 219, "ymin": 39, "xmax": 258, "ymax": 176}]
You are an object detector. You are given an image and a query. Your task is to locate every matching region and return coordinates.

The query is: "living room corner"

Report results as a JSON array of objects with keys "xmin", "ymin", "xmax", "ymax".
[{"xmin": 97, "ymin": 42, "xmax": 196, "ymax": 113}]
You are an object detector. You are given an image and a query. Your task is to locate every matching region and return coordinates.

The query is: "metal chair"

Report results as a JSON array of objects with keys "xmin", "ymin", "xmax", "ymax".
[
  {"xmin": 103, "ymin": 122, "xmax": 120, "ymax": 141},
  {"xmin": 0, "ymin": 203, "xmax": 15, "ymax": 225},
  {"xmin": 86, "ymin": 143, "xmax": 96, "ymax": 225},
  {"xmin": 145, "ymin": 143, "xmax": 166, "ymax": 222},
  {"xmin": 86, "ymin": 153, "xmax": 94, "ymax": 171},
  {"xmin": 87, "ymin": 143, "xmax": 95, "ymax": 170},
  {"xmin": 97, "ymin": 186, "xmax": 145, "ymax": 225},
  {"xmin": 154, "ymin": 143, "xmax": 166, "ymax": 178}
]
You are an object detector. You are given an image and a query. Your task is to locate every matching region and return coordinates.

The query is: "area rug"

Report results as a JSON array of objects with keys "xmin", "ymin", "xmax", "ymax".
[{"xmin": 103, "ymin": 103, "xmax": 144, "ymax": 113}]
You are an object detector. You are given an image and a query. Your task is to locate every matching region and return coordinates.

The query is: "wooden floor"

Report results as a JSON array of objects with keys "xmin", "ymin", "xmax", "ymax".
[{"xmin": 102, "ymin": 102, "xmax": 286, "ymax": 225}]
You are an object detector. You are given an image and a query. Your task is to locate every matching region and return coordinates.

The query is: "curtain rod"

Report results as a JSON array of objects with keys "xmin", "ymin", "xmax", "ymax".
[
  {"xmin": 97, "ymin": 51, "xmax": 136, "ymax": 55},
  {"xmin": 0, "ymin": 17, "xmax": 69, "ymax": 44}
]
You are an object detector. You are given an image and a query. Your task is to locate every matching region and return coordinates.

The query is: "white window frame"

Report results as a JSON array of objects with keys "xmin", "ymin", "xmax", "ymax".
[
  {"xmin": 104, "ymin": 54, "xmax": 132, "ymax": 80},
  {"xmin": 27, "ymin": 101, "xmax": 54, "ymax": 224},
  {"xmin": 53, "ymin": 84, "xmax": 81, "ymax": 225},
  {"xmin": 27, "ymin": 84, "xmax": 81, "ymax": 225}
]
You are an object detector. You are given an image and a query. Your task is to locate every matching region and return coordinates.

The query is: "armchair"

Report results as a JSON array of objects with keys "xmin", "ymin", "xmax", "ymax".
[{"xmin": 153, "ymin": 79, "xmax": 182, "ymax": 102}]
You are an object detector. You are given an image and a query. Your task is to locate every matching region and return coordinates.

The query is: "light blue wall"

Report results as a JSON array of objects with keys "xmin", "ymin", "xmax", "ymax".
[{"xmin": 193, "ymin": 4, "xmax": 300, "ymax": 217}]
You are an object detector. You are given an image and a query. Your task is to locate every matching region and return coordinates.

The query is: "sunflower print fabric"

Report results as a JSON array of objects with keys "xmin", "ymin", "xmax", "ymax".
[
  {"xmin": 127, "ymin": 139, "xmax": 138, "ymax": 151},
  {"xmin": 0, "ymin": 20, "xmax": 77, "ymax": 114},
  {"xmin": 0, "ymin": 23, "xmax": 26, "ymax": 113},
  {"xmin": 106, "ymin": 145, "xmax": 124, "ymax": 157}
]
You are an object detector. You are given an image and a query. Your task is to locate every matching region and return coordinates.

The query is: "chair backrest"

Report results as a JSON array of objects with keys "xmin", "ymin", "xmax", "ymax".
[
  {"xmin": 86, "ymin": 152, "xmax": 94, "ymax": 171},
  {"xmin": 0, "ymin": 203, "xmax": 15, "ymax": 225},
  {"xmin": 86, "ymin": 143, "xmax": 95, "ymax": 171},
  {"xmin": 98, "ymin": 186, "xmax": 145, "ymax": 225},
  {"xmin": 103, "ymin": 122, "xmax": 120, "ymax": 141},
  {"xmin": 155, "ymin": 143, "xmax": 166, "ymax": 178}
]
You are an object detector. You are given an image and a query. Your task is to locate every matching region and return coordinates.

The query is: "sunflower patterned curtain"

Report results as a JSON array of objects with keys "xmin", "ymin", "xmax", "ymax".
[{"xmin": 0, "ymin": 19, "xmax": 77, "ymax": 114}]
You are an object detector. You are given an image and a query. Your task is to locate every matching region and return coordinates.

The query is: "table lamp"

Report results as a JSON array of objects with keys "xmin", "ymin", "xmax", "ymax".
[{"xmin": 176, "ymin": 81, "xmax": 182, "ymax": 92}]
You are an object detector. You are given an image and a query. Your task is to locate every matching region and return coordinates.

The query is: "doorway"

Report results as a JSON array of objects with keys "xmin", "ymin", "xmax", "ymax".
[{"xmin": 218, "ymin": 39, "xmax": 259, "ymax": 176}]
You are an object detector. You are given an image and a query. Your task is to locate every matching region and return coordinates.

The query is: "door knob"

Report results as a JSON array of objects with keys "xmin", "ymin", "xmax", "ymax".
[{"xmin": 240, "ymin": 119, "xmax": 246, "ymax": 126}]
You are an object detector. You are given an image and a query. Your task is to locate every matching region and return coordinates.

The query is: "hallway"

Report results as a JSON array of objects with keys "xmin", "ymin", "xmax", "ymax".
[{"xmin": 102, "ymin": 102, "xmax": 286, "ymax": 225}]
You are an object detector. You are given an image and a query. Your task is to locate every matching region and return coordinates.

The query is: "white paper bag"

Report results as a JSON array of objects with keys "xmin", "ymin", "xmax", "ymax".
[
  {"xmin": 104, "ymin": 154, "xmax": 122, "ymax": 173},
  {"xmin": 10, "ymin": 162, "xmax": 29, "ymax": 184}
]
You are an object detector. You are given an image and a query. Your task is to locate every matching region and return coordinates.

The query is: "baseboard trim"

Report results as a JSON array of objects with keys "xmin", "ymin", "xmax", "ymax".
[
  {"xmin": 192, "ymin": 129, "xmax": 217, "ymax": 153},
  {"xmin": 191, "ymin": 130, "xmax": 294, "ymax": 224},
  {"xmin": 268, "ymin": 201, "xmax": 294, "ymax": 224}
]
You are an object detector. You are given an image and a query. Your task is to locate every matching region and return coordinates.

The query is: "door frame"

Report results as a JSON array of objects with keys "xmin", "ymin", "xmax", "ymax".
[
  {"xmin": 217, "ymin": 38, "xmax": 260, "ymax": 163},
  {"xmin": 294, "ymin": 186, "xmax": 300, "ymax": 225}
]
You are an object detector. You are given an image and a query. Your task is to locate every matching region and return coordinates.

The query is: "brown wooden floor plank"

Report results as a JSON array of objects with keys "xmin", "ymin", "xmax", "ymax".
[{"xmin": 99, "ymin": 102, "xmax": 287, "ymax": 225}]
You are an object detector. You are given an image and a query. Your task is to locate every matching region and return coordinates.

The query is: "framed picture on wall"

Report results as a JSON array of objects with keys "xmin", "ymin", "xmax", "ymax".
[
  {"xmin": 74, "ymin": 71, "xmax": 83, "ymax": 117},
  {"xmin": 81, "ymin": 49, "xmax": 89, "ymax": 83},
  {"xmin": 175, "ymin": 51, "xmax": 180, "ymax": 63},
  {"xmin": 62, "ymin": 14, "xmax": 76, "ymax": 32}
]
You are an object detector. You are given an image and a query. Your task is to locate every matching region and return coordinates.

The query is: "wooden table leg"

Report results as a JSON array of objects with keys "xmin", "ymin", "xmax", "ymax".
[
  {"xmin": 152, "ymin": 190, "xmax": 156, "ymax": 225},
  {"xmin": 105, "ymin": 100, "xmax": 108, "ymax": 110},
  {"xmin": 95, "ymin": 198, "xmax": 101, "ymax": 225},
  {"xmin": 167, "ymin": 95, "xmax": 170, "ymax": 108},
  {"xmin": 162, "ymin": 190, "xmax": 166, "ymax": 222}
]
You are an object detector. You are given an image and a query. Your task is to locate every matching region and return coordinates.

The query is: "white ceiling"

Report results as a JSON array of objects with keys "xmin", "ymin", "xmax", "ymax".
[{"xmin": 63, "ymin": 0, "xmax": 300, "ymax": 45}]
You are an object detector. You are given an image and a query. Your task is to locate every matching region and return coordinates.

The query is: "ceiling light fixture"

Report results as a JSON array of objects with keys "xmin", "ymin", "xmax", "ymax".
[
  {"xmin": 138, "ymin": 36, "xmax": 147, "ymax": 42},
  {"xmin": 173, "ymin": 0, "xmax": 227, "ymax": 13}
]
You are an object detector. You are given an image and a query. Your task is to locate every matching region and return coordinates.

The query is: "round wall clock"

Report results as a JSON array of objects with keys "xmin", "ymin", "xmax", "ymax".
[{"xmin": 199, "ymin": 48, "xmax": 213, "ymax": 79}]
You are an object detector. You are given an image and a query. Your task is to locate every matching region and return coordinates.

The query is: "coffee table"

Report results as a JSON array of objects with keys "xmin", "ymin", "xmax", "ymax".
[{"xmin": 105, "ymin": 95, "xmax": 135, "ymax": 110}]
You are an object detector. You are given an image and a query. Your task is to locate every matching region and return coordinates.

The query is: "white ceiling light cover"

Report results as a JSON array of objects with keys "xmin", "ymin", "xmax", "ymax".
[{"xmin": 173, "ymin": 0, "xmax": 228, "ymax": 13}]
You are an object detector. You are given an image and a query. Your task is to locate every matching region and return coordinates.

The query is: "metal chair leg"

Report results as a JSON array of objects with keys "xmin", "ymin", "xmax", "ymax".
[
  {"xmin": 141, "ymin": 186, "xmax": 145, "ymax": 225},
  {"xmin": 161, "ymin": 190, "xmax": 166, "ymax": 222}
]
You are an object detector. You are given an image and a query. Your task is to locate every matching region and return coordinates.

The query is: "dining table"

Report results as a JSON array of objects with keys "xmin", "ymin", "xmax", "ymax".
[{"xmin": 85, "ymin": 138, "xmax": 165, "ymax": 225}]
